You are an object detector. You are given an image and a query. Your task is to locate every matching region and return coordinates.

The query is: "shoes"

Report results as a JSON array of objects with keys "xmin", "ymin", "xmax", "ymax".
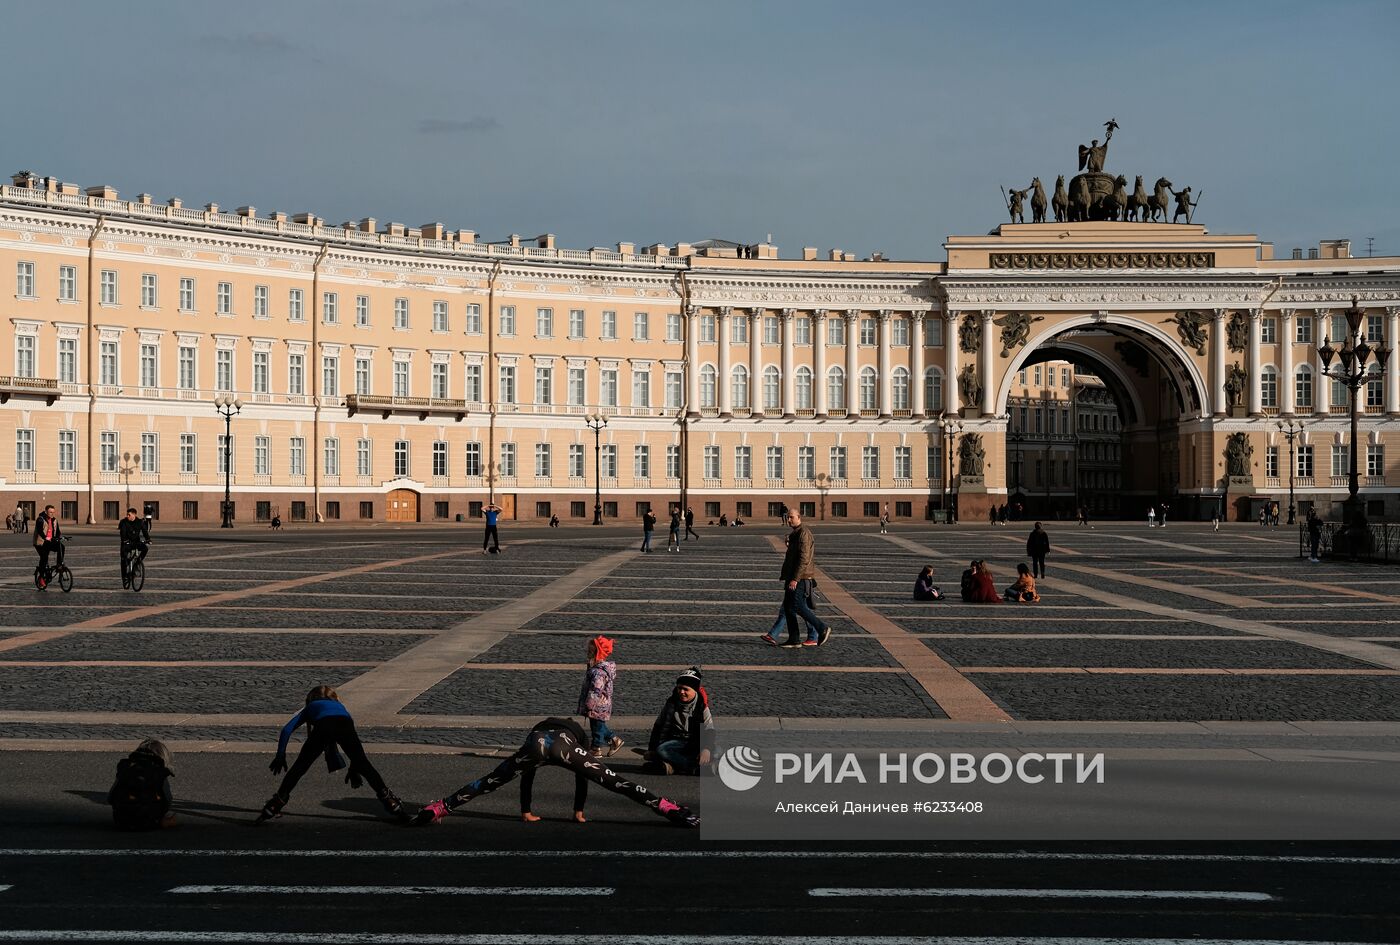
[
  {"xmin": 255, "ymin": 793, "xmax": 287, "ymax": 824},
  {"xmin": 779, "ymin": 639, "xmax": 803, "ymax": 648},
  {"xmin": 378, "ymin": 791, "xmax": 404, "ymax": 817},
  {"xmin": 413, "ymin": 799, "xmax": 449, "ymax": 826},
  {"xmin": 817, "ymin": 627, "xmax": 832, "ymax": 647},
  {"xmin": 761, "ymin": 633, "xmax": 778, "ymax": 646},
  {"xmin": 801, "ymin": 639, "xmax": 817, "ymax": 647},
  {"xmin": 607, "ymin": 736, "xmax": 625, "ymax": 756}
]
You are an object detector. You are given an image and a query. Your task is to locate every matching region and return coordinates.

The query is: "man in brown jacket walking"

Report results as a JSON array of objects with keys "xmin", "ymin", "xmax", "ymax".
[{"xmin": 765, "ymin": 508, "xmax": 831, "ymax": 648}]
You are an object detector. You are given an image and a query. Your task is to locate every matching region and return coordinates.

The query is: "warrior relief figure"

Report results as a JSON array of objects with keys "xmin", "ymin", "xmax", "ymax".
[
  {"xmin": 1171, "ymin": 186, "xmax": 1200, "ymax": 224},
  {"xmin": 958, "ymin": 432, "xmax": 986, "ymax": 478},
  {"xmin": 1006, "ymin": 186, "xmax": 1029, "ymax": 224},
  {"xmin": 958, "ymin": 314, "xmax": 981, "ymax": 354},
  {"xmin": 957, "ymin": 364, "xmax": 982, "ymax": 407},
  {"xmin": 1225, "ymin": 432, "xmax": 1253, "ymax": 478}
]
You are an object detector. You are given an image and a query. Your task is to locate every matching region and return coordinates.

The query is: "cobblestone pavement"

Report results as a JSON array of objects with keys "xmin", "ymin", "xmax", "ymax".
[{"xmin": 2, "ymin": 521, "xmax": 1400, "ymax": 744}]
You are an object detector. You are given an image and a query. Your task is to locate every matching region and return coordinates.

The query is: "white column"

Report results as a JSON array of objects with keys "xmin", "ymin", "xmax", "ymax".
[
  {"xmin": 716, "ymin": 307, "xmax": 731, "ymax": 416},
  {"xmin": 685, "ymin": 305, "xmax": 699, "ymax": 414},
  {"xmin": 844, "ymin": 310, "xmax": 860, "ymax": 414},
  {"xmin": 1388, "ymin": 306, "xmax": 1400, "ymax": 415},
  {"xmin": 1211, "ymin": 308, "xmax": 1228, "ymax": 416},
  {"xmin": 1315, "ymin": 308, "xmax": 1331, "ymax": 415},
  {"xmin": 1247, "ymin": 308, "xmax": 1262, "ymax": 417},
  {"xmin": 877, "ymin": 309, "xmax": 893, "ymax": 417},
  {"xmin": 1280, "ymin": 309, "xmax": 1295, "ymax": 416},
  {"xmin": 781, "ymin": 308, "xmax": 796, "ymax": 416},
  {"xmin": 944, "ymin": 311, "xmax": 960, "ymax": 415},
  {"xmin": 749, "ymin": 307, "xmax": 763, "ymax": 413},
  {"xmin": 911, "ymin": 312, "xmax": 926, "ymax": 417},
  {"xmin": 980, "ymin": 310, "xmax": 995, "ymax": 416},
  {"xmin": 813, "ymin": 310, "xmax": 828, "ymax": 415}
]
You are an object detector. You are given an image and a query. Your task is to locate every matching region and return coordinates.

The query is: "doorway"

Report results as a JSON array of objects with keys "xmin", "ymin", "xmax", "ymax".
[{"xmin": 386, "ymin": 489, "xmax": 419, "ymax": 523}]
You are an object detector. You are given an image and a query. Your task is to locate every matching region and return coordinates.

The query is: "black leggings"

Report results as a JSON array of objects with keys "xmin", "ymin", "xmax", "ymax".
[
  {"xmin": 278, "ymin": 716, "xmax": 388, "ymax": 799},
  {"xmin": 483, "ymin": 524, "xmax": 500, "ymax": 550},
  {"xmin": 443, "ymin": 725, "xmax": 694, "ymax": 825}
]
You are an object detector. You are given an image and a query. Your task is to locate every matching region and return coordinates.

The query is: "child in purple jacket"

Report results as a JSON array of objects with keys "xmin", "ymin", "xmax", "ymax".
[{"xmin": 577, "ymin": 635, "xmax": 623, "ymax": 757}]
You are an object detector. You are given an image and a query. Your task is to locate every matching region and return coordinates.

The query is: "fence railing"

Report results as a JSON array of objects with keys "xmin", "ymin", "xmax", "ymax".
[{"xmin": 1303, "ymin": 520, "xmax": 1400, "ymax": 563}]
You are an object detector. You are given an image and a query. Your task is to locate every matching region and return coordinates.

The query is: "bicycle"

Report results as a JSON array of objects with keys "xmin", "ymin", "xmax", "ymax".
[
  {"xmin": 34, "ymin": 536, "xmax": 73, "ymax": 593},
  {"xmin": 122, "ymin": 542, "xmax": 148, "ymax": 592}
]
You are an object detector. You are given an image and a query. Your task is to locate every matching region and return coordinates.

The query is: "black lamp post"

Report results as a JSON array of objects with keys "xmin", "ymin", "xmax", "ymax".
[
  {"xmin": 119, "ymin": 451, "xmax": 140, "ymax": 512},
  {"xmin": 584, "ymin": 412, "xmax": 607, "ymax": 525},
  {"xmin": 1276, "ymin": 418, "xmax": 1306, "ymax": 525},
  {"xmin": 214, "ymin": 395, "xmax": 243, "ymax": 528},
  {"xmin": 1318, "ymin": 297, "xmax": 1388, "ymax": 525},
  {"xmin": 939, "ymin": 412, "xmax": 962, "ymax": 524}
]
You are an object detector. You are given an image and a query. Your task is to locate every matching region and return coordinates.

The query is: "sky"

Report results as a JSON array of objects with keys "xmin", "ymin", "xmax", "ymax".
[{"xmin": 3, "ymin": 0, "xmax": 1398, "ymax": 260}]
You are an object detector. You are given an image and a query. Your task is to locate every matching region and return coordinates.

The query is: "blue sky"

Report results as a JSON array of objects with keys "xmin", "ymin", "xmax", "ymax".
[{"xmin": 4, "ymin": 0, "xmax": 1398, "ymax": 259}]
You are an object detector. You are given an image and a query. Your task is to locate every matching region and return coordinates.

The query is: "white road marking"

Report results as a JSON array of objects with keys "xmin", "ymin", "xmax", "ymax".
[
  {"xmin": 169, "ymin": 884, "xmax": 610, "ymax": 896},
  {"xmin": 0, "ymin": 885, "xmax": 11, "ymax": 892},
  {"xmin": 0, "ymin": 934, "xmax": 1381, "ymax": 944},
  {"xmin": 808, "ymin": 887, "xmax": 1275, "ymax": 901},
  {"xmin": 1, "ymin": 848, "xmax": 1398, "ymax": 865}
]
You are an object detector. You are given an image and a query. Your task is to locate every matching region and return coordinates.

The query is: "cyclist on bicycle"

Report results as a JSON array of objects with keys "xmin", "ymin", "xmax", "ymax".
[
  {"xmin": 119, "ymin": 507, "xmax": 150, "ymax": 589},
  {"xmin": 34, "ymin": 504, "xmax": 61, "ymax": 589}
]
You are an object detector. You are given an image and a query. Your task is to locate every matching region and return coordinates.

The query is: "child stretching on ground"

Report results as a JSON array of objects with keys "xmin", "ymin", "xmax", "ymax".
[
  {"xmin": 413, "ymin": 716, "xmax": 699, "ymax": 828},
  {"xmin": 257, "ymin": 685, "xmax": 404, "ymax": 824},
  {"xmin": 578, "ymin": 635, "xmax": 623, "ymax": 757},
  {"xmin": 108, "ymin": 738, "xmax": 176, "ymax": 830}
]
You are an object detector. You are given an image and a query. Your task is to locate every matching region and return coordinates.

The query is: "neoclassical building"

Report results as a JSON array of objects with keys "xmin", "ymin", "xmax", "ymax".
[{"xmin": 1, "ymin": 171, "xmax": 1397, "ymax": 524}]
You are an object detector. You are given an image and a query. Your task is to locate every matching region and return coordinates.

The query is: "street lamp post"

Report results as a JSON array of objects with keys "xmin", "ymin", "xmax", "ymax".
[
  {"xmin": 214, "ymin": 395, "xmax": 243, "ymax": 528},
  {"xmin": 119, "ymin": 451, "xmax": 140, "ymax": 512},
  {"xmin": 1318, "ymin": 297, "xmax": 1389, "ymax": 528},
  {"xmin": 1276, "ymin": 418, "xmax": 1306, "ymax": 525},
  {"xmin": 584, "ymin": 412, "xmax": 608, "ymax": 525},
  {"xmin": 939, "ymin": 412, "xmax": 963, "ymax": 524}
]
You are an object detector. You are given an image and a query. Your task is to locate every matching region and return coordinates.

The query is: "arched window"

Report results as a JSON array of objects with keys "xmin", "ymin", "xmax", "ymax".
[
  {"xmin": 795, "ymin": 366, "xmax": 813, "ymax": 410},
  {"xmin": 763, "ymin": 365, "xmax": 782, "ymax": 410},
  {"xmin": 859, "ymin": 366, "xmax": 879, "ymax": 411},
  {"xmin": 1260, "ymin": 366, "xmax": 1278, "ymax": 409},
  {"xmin": 924, "ymin": 366, "xmax": 943, "ymax": 413},
  {"xmin": 731, "ymin": 364, "xmax": 749, "ymax": 409},
  {"xmin": 1294, "ymin": 365, "xmax": 1313, "ymax": 409},
  {"xmin": 892, "ymin": 367, "xmax": 910, "ymax": 410},
  {"xmin": 699, "ymin": 365, "xmax": 716, "ymax": 408},
  {"xmin": 827, "ymin": 366, "xmax": 846, "ymax": 410}
]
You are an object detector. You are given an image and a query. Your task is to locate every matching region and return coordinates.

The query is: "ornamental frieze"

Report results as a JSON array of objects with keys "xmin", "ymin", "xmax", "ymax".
[{"xmin": 990, "ymin": 251, "xmax": 1214, "ymax": 270}]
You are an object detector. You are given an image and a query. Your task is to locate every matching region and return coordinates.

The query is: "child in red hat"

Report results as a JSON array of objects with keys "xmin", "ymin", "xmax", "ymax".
[{"xmin": 577, "ymin": 635, "xmax": 623, "ymax": 757}]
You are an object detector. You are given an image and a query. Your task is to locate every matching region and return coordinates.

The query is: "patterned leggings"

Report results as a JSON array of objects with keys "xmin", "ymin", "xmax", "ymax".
[{"xmin": 443, "ymin": 725, "xmax": 696, "ymax": 826}]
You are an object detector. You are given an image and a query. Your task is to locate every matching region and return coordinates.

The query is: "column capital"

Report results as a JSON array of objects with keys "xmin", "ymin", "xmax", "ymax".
[
  {"xmin": 1212, "ymin": 308, "xmax": 1229, "ymax": 321},
  {"xmin": 1247, "ymin": 308, "xmax": 1262, "ymax": 322},
  {"xmin": 717, "ymin": 306, "xmax": 732, "ymax": 318},
  {"xmin": 943, "ymin": 309, "xmax": 959, "ymax": 324},
  {"xmin": 844, "ymin": 309, "xmax": 861, "ymax": 322},
  {"xmin": 811, "ymin": 308, "xmax": 828, "ymax": 321},
  {"xmin": 877, "ymin": 309, "xmax": 893, "ymax": 321},
  {"xmin": 1386, "ymin": 306, "xmax": 1400, "ymax": 319},
  {"xmin": 683, "ymin": 304, "xmax": 698, "ymax": 317},
  {"xmin": 780, "ymin": 308, "xmax": 796, "ymax": 320},
  {"xmin": 910, "ymin": 309, "xmax": 927, "ymax": 324},
  {"xmin": 749, "ymin": 306, "xmax": 765, "ymax": 319},
  {"xmin": 1314, "ymin": 307, "xmax": 1332, "ymax": 318},
  {"xmin": 981, "ymin": 309, "xmax": 996, "ymax": 322},
  {"xmin": 1279, "ymin": 307, "xmax": 1296, "ymax": 320}
]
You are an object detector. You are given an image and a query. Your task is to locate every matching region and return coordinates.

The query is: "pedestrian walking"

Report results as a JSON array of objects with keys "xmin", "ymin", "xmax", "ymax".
[
  {"xmin": 667, "ymin": 507, "xmax": 681, "ymax": 552},
  {"xmin": 578, "ymin": 635, "xmax": 622, "ymax": 757},
  {"xmin": 879, "ymin": 503, "xmax": 890, "ymax": 534},
  {"xmin": 1211, "ymin": 508, "xmax": 1220, "ymax": 531},
  {"xmin": 549, "ymin": 514, "xmax": 559, "ymax": 528},
  {"xmin": 1159, "ymin": 503, "xmax": 1169, "ymax": 528},
  {"xmin": 1026, "ymin": 521, "xmax": 1050, "ymax": 578},
  {"xmin": 1147, "ymin": 506, "xmax": 1156, "ymax": 527},
  {"xmin": 1307, "ymin": 508, "xmax": 1323, "ymax": 562},
  {"xmin": 770, "ymin": 508, "xmax": 830, "ymax": 647},
  {"xmin": 641, "ymin": 508, "xmax": 656, "ymax": 553},
  {"xmin": 684, "ymin": 506, "xmax": 699, "ymax": 541},
  {"xmin": 482, "ymin": 502, "xmax": 502, "ymax": 554}
]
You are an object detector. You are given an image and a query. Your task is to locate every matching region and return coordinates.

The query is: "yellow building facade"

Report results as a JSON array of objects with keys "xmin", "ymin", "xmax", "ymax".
[{"xmin": 2, "ymin": 174, "xmax": 1398, "ymax": 524}]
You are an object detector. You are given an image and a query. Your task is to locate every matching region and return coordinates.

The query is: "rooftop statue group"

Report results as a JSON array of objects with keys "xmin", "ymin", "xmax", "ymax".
[{"xmin": 1004, "ymin": 120, "xmax": 1200, "ymax": 225}]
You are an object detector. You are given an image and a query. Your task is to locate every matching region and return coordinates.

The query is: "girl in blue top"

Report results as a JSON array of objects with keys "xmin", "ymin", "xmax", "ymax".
[{"xmin": 257, "ymin": 685, "xmax": 404, "ymax": 823}]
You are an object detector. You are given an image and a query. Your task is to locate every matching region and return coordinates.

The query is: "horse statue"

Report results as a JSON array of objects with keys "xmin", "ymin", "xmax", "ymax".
[
  {"xmin": 1029, "ymin": 177, "xmax": 1048, "ymax": 224},
  {"xmin": 1126, "ymin": 175, "xmax": 1150, "ymax": 222},
  {"xmin": 1051, "ymin": 175, "xmax": 1068, "ymax": 223},
  {"xmin": 1068, "ymin": 175, "xmax": 1092, "ymax": 222},
  {"xmin": 1148, "ymin": 177, "xmax": 1173, "ymax": 223},
  {"xmin": 1099, "ymin": 175, "xmax": 1129, "ymax": 221}
]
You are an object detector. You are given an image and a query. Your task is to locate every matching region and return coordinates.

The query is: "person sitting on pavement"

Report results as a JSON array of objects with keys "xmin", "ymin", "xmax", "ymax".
[
  {"xmin": 108, "ymin": 738, "xmax": 176, "ymax": 830},
  {"xmin": 1004, "ymin": 563, "xmax": 1040, "ymax": 603},
  {"xmin": 959, "ymin": 560, "xmax": 980, "ymax": 602},
  {"xmin": 913, "ymin": 565, "xmax": 944, "ymax": 601},
  {"xmin": 637, "ymin": 667, "xmax": 715, "ymax": 776},
  {"xmin": 967, "ymin": 560, "xmax": 1003, "ymax": 603}
]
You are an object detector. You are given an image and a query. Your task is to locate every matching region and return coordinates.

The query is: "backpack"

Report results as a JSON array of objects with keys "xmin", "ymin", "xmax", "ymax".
[{"xmin": 108, "ymin": 752, "xmax": 172, "ymax": 830}]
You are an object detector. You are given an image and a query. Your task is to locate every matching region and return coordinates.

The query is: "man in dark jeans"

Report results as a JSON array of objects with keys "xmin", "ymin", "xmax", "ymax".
[
  {"xmin": 482, "ymin": 502, "xmax": 502, "ymax": 554},
  {"xmin": 1026, "ymin": 521, "xmax": 1050, "ymax": 578},
  {"xmin": 684, "ymin": 506, "xmax": 699, "ymax": 541},
  {"xmin": 770, "ymin": 508, "xmax": 830, "ymax": 648},
  {"xmin": 1307, "ymin": 508, "xmax": 1323, "ymax": 562},
  {"xmin": 118, "ymin": 507, "xmax": 150, "ymax": 588}
]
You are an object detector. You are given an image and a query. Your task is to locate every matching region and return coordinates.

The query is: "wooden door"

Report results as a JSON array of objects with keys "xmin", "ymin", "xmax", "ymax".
[
  {"xmin": 386, "ymin": 489, "xmax": 419, "ymax": 523},
  {"xmin": 498, "ymin": 494, "xmax": 515, "ymax": 519}
]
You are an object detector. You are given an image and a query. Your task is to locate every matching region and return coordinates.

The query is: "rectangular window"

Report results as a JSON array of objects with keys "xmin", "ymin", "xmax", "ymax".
[
  {"xmin": 1368, "ymin": 315, "xmax": 1384, "ymax": 343},
  {"xmin": 665, "ymin": 370, "xmax": 683, "ymax": 410},
  {"xmin": 1368, "ymin": 444, "xmax": 1385, "ymax": 477},
  {"xmin": 891, "ymin": 318, "xmax": 908, "ymax": 346},
  {"xmin": 394, "ymin": 297, "xmax": 409, "ymax": 329},
  {"xmin": 356, "ymin": 295, "xmax": 370, "ymax": 327},
  {"xmin": 535, "ymin": 443, "xmax": 552, "ymax": 478},
  {"xmin": 58, "ymin": 337, "xmax": 76, "ymax": 383},
  {"xmin": 14, "ymin": 429, "xmax": 34, "ymax": 472},
  {"xmin": 140, "ymin": 273, "xmax": 157, "ymax": 308},
  {"xmin": 322, "ymin": 356, "xmax": 338, "ymax": 396},
  {"xmin": 100, "ymin": 431, "xmax": 118, "ymax": 472},
  {"xmin": 634, "ymin": 444, "xmax": 650, "ymax": 478},
  {"xmin": 179, "ymin": 433, "xmax": 196, "ymax": 474},
  {"xmin": 357, "ymin": 439, "xmax": 372, "ymax": 477},
  {"xmin": 139, "ymin": 342, "xmax": 157, "ymax": 387},
  {"xmin": 830, "ymin": 446, "xmax": 847, "ymax": 480},
  {"xmin": 323, "ymin": 291, "xmax": 338, "ymax": 324},
  {"xmin": 254, "ymin": 436, "xmax": 271, "ymax": 476},
  {"xmin": 179, "ymin": 277, "xmax": 195, "ymax": 311},
  {"xmin": 254, "ymin": 284, "xmax": 269, "ymax": 318},
  {"xmin": 928, "ymin": 444, "xmax": 943, "ymax": 480},
  {"xmin": 632, "ymin": 368, "xmax": 650, "ymax": 407},
  {"xmin": 535, "ymin": 365, "xmax": 552, "ymax": 404},
  {"xmin": 500, "ymin": 442, "xmax": 518, "ymax": 477},
  {"xmin": 465, "ymin": 303, "xmax": 481, "ymax": 334},
  {"xmin": 324, "ymin": 438, "xmax": 340, "ymax": 477},
  {"xmin": 703, "ymin": 445, "xmax": 720, "ymax": 480},
  {"xmin": 600, "ymin": 444, "xmax": 617, "ymax": 478},
  {"xmin": 765, "ymin": 445, "xmax": 783, "ymax": 480},
  {"xmin": 499, "ymin": 365, "xmax": 516, "ymax": 404},
  {"xmin": 464, "ymin": 442, "xmax": 482, "ymax": 477},
  {"xmin": 100, "ymin": 340, "xmax": 118, "ymax": 385},
  {"xmin": 699, "ymin": 315, "xmax": 716, "ymax": 343},
  {"xmin": 253, "ymin": 350, "xmax": 269, "ymax": 393},
  {"xmin": 1297, "ymin": 444, "xmax": 1313, "ymax": 478},
  {"xmin": 666, "ymin": 444, "xmax": 682, "ymax": 479},
  {"xmin": 633, "ymin": 312, "xmax": 648, "ymax": 340},
  {"xmin": 359, "ymin": 501, "xmax": 374, "ymax": 520},
  {"xmin": 666, "ymin": 312, "xmax": 681, "ymax": 342},
  {"xmin": 1261, "ymin": 317, "xmax": 1276, "ymax": 344},
  {"xmin": 921, "ymin": 317, "xmax": 941, "ymax": 348},
  {"xmin": 432, "ymin": 362, "xmax": 449, "ymax": 399},
  {"xmin": 894, "ymin": 445, "xmax": 912, "ymax": 479},
  {"xmin": 569, "ymin": 309, "xmax": 586, "ymax": 339},
  {"xmin": 859, "ymin": 318, "xmax": 877, "ymax": 346},
  {"xmin": 1266, "ymin": 445, "xmax": 1279, "ymax": 478},
  {"xmin": 59, "ymin": 265, "xmax": 77, "ymax": 301},
  {"xmin": 433, "ymin": 300, "xmax": 449, "ymax": 332},
  {"xmin": 499, "ymin": 305, "xmax": 516, "ymax": 336},
  {"xmin": 862, "ymin": 446, "xmax": 880, "ymax": 479},
  {"xmin": 433, "ymin": 441, "xmax": 449, "ymax": 477},
  {"xmin": 100, "ymin": 269, "xmax": 117, "ymax": 305},
  {"xmin": 58, "ymin": 430, "xmax": 76, "ymax": 472},
  {"xmin": 601, "ymin": 310, "xmax": 617, "ymax": 339},
  {"xmin": 326, "ymin": 501, "xmax": 341, "ymax": 521},
  {"xmin": 734, "ymin": 445, "xmax": 752, "ymax": 480},
  {"xmin": 794, "ymin": 317, "xmax": 811, "ymax": 346},
  {"xmin": 764, "ymin": 316, "xmax": 780, "ymax": 345},
  {"xmin": 217, "ymin": 282, "xmax": 232, "ymax": 315},
  {"xmin": 393, "ymin": 361, "xmax": 410, "ymax": 397},
  {"xmin": 288, "ymin": 354, "xmax": 304, "ymax": 395},
  {"xmin": 798, "ymin": 445, "xmax": 815, "ymax": 480},
  {"xmin": 600, "ymin": 368, "xmax": 618, "ymax": 407},
  {"xmin": 829, "ymin": 316, "xmax": 846, "ymax": 346},
  {"xmin": 536, "ymin": 307, "xmax": 553, "ymax": 338},
  {"xmin": 289, "ymin": 288, "xmax": 304, "ymax": 322},
  {"xmin": 568, "ymin": 366, "xmax": 587, "ymax": 406},
  {"xmin": 394, "ymin": 440, "xmax": 410, "ymax": 477},
  {"xmin": 216, "ymin": 349, "xmax": 233, "ymax": 391},
  {"xmin": 732, "ymin": 315, "xmax": 748, "ymax": 345},
  {"xmin": 355, "ymin": 358, "xmax": 371, "ymax": 395},
  {"xmin": 1296, "ymin": 316, "xmax": 1313, "ymax": 345},
  {"xmin": 568, "ymin": 444, "xmax": 585, "ymax": 478},
  {"xmin": 183, "ymin": 500, "xmax": 199, "ymax": 521},
  {"xmin": 16, "ymin": 335, "xmax": 36, "ymax": 378},
  {"xmin": 1331, "ymin": 445, "xmax": 1349, "ymax": 478}
]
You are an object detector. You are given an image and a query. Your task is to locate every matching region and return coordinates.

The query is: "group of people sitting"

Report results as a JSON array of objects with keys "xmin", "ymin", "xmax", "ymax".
[{"xmin": 913, "ymin": 560, "xmax": 1040, "ymax": 603}]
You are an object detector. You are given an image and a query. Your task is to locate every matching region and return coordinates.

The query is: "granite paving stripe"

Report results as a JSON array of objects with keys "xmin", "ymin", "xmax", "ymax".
[
  {"xmin": 920, "ymin": 639, "xmax": 1376, "ymax": 670},
  {"xmin": 0, "ymin": 659, "xmax": 379, "ymax": 668},
  {"xmin": 888, "ymin": 616, "xmax": 1244, "ymax": 635},
  {"xmin": 958, "ymin": 667, "xmax": 1400, "ymax": 675},
  {"xmin": 522, "ymin": 613, "xmax": 866, "ymax": 635},
  {"xmin": 406, "ymin": 667, "xmax": 945, "ymax": 719},
  {"xmin": 0, "ymin": 608, "xmax": 138, "ymax": 627},
  {"xmin": 1046, "ymin": 560, "xmax": 1270, "ymax": 608},
  {"xmin": 2, "ymin": 632, "xmax": 433, "ymax": 662},
  {"xmin": 467, "ymin": 632, "xmax": 898, "ymax": 668},
  {"xmin": 1151, "ymin": 559, "xmax": 1400, "ymax": 603},
  {"xmin": 126, "ymin": 610, "xmax": 468, "ymax": 630},
  {"xmin": 0, "ymin": 665, "xmax": 363, "ymax": 714}
]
